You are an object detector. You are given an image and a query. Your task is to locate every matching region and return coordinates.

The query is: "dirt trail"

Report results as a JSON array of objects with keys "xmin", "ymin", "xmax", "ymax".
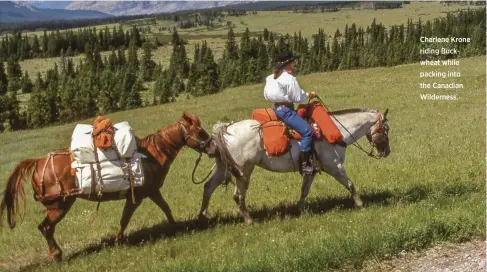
[{"xmin": 355, "ymin": 240, "xmax": 486, "ymax": 272}]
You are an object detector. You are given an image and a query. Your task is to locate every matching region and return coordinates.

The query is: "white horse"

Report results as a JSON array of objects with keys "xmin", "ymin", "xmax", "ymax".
[{"xmin": 199, "ymin": 108, "xmax": 390, "ymax": 224}]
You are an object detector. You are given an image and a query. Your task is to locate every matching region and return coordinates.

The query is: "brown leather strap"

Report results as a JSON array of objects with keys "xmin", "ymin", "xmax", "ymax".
[
  {"xmin": 39, "ymin": 154, "xmax": 51, "ymax": 197},
  {"xmin": 39, "ymin": 151, "xmax": 71, "ymax": 198},
  {"xmin": 89, "ymin": 163, "xmax": 95, "ymax": 198},
  {"xmin": 35, "ymin": 188, "xmax": 82, "ymax": 202},
  {"xmin": 126, "ymin": 159, "xmax": 136, "ymax": 204},
  {"xmin": 111, "ymin": 138, "xmax": 136, "ymax": 204},
  {"xmin": 92, "ymin": 136, "xmax": 104, "ymax": 197}
]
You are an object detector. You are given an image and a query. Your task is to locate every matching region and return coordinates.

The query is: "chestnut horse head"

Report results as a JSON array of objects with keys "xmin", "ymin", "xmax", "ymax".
[{"xmin": 178, "ymin": 112, "xmax": 216, "ymax": 156}]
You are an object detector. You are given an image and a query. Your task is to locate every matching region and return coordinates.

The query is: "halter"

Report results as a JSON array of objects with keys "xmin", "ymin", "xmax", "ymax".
[
  {"xmin": 178, "ymin": 121, "xmax": 211, "ymax": 151},
  {"xmin": 371, "ymin": 112, "xmax": 386, "ymax": 136}
]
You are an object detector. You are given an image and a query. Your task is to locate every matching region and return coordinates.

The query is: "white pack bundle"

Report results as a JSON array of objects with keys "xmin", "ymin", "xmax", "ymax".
[
  {"xmin": 70, "ymin": 121, "xmax": 137, "ymax": 163},
  {"xmin": 71, "ymin": 153, "xmax": 145, "ymax": 194}
]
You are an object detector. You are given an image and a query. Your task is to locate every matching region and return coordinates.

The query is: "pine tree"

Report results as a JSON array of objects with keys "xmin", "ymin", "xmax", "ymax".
[
  {"xmin": 200, "ymin": 47, "xmax": 219, "ymax": 94},
  {"xmin": 0, "ymin": 61, "xmax": 7, "ymax": 96},
  {"xmin": 66, "ymin": 58, "xmax": 75, "ymax": 77},
  {"xmin": 108, "ymin": 49, "xmax": 118, "ymax": 70},
  {"xmin": 32, "ymin": 35, "xmax": 41, "ymax": 57},
  {"xmin": 263, "ymin": 28, "xmax": 269, "ymax": 41},
  {"xmin": 4, "ymin": 91, "xmax": 25, "ymax": 131},
  {"xmin": 162, "ymin": 68, "xmax": 176, "ymax": 103},
  {"xmin": 42, "ymin": 30, "xmax": 49, "ymax": 57},
  {"xmin": 59, "ymin": 48, "xmax": 66, "ymax": 74},
  {"xmin": 119, "ymin": 69, "xmax": 138, "ymax": 109},
  {"xmin": 127, "ymin": 40, "xmax": 139, "ymax": 71},
  {"xmin": 224, "ymin": 27, "xmax": 239, "ymax": 60},
  {"xmin": 155, "ymin": 70, "xmax": 172, "ymax": 104},
  {"xmin": 126, "ymin": 79, "xmax": 142, "ymax": 109},
  {"xmin": 117, "ymin": 47, "xmax": 127, "ymax": 67},
  {"xmin": 131, "ymin": 25, "xmax": 142, "ymax": 47},
  {"xmin": 21, "ymin": 71, "xmax": 33, "ymax": 93},
  {"xmin": 76, "ymin": 70, "xmax": 98, "ymax": 119},
  {"xmin": 169, "ymin": 28, "xmax": 190, "ymax": 78},
  {"xmin": 140, "ymin": 41, "xmax": 156, "ymax": 81},
  {"xmin": 27, "ymin": 80, "xmax": 51, "ymax": 128},
  {"xmin": 0, "ymin": 94, "xmax": 6, "ymax": 132},
  {"xmin": 6, "ymin": 57, "xmax": 22, "ymax": 92}
]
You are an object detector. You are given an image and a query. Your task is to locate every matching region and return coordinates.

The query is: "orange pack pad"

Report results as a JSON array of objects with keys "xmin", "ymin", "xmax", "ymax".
[
  {"xmin": 252, "ymin": 109, "xmax": 278, "ymax": 124},
  {"xmin": 309, "ymin": 102, "xmax": 343, "ymax": 144},
  {"xmin": 261, "ymin": 121, "xmax": 290, "ymax": 156},
  {"xmin": 92, "ymin": 116, "xmax": 114, "ymax": 150}
]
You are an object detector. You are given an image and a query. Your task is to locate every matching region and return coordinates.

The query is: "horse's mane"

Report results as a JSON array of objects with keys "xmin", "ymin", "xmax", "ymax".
[
  {"xmin": 211, "ymin": 122, "xmax": 243, "ymax": 179},
  {"xmin": 137, "ymin": 122, "xmax": 182, "ymax": 164},
  {"xmin": 330, "ymin": 108, "xmax": 376, "ymax": 115}
]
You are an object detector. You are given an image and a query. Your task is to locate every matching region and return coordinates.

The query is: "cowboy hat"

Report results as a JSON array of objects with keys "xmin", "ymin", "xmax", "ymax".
[{"xmin": 274, "ymin": 50, "xmax": 299, "ymax": 70}]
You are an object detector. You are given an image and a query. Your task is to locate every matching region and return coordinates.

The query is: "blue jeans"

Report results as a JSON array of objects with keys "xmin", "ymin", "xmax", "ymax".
[{"xmin": 273, "ymin": 105, "xmax": 313, "ymax": 152}]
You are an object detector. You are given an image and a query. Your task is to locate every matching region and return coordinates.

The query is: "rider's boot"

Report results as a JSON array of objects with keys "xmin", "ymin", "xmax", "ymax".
[{"xmin": 299, "ymin": 151, "xmax": 314, "ymax": 176}]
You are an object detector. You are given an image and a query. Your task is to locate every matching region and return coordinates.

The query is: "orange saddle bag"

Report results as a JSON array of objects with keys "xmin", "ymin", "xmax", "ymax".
[
  {"xmin": 261, "ymin": 121, "xmax": 289, "ymax": 156},
  {"xmin": 308, "ymin": 102, "xmax": 343, "ymax": 144},
  {"xmin": 252, "ymin": 109, "xmax": 290, "ymax": 156}
]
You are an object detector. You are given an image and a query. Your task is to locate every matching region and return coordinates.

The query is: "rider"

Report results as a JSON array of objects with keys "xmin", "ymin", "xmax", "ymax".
[{"xmin": 264, "ymin": 50, "xmax": 317, "ymax": 176}]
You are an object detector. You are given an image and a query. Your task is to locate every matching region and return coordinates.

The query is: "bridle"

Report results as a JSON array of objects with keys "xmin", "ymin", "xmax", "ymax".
[
  {"xmin": 179, "ymin": 121, "xmax": 211, "ymax": 152},
  {"xmin": 370, "ymin": 112, "xmax": 386, "ymax": 136},
  {"xmin": 365, "ymin": 111, "xmax": 389, "ymax": 158}
]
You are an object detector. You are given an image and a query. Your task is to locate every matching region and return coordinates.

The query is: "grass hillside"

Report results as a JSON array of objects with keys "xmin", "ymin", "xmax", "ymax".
[{"xmin": 0, "ymin": 55, "xmax": 485, "ymax": 271}]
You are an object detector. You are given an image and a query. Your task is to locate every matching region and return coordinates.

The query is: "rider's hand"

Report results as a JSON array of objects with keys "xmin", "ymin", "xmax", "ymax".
[{"xmin": 307, "ymin": 91, "xmax": 317, "ymax": 99}]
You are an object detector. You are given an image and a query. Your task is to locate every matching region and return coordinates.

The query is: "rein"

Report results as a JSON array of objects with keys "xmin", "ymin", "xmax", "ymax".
[
  {"xmin": 178, "ymin": 121, "xmax": 216, "ymax": 184},
  {"xmin": 315, "ymin": 95, "xmax": 382, "ymax": 160}
]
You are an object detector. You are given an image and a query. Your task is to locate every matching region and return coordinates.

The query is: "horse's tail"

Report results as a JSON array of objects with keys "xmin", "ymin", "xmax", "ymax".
[
  {"xmin": 211, "ymin": 122, "xmax": 242, "ymax": 179},
  {"xmin": 0, "ymin": 159, "xmax": 38, "ymax": 229}
]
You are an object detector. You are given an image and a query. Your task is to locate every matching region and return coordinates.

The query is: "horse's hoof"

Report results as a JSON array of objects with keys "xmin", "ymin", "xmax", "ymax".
[
  {"xmin": 115, "ymin": 235, "xmax": 124, "ymax": 244},
  {"xmin": 297, "ymin": 201, "xmax": 306, "ymax": 214},
  {"xmin": 49, "ymin": 250, "xmax": 62, "ymax": 262},
  {"xmin": 197, "ymin": 213, "xmax": 210, "ymax": 222},
  {"xmin": 244, "ymin": 217, "xmax": 253, "ymax": 225},
  {"xmin": 354, "ymin": 200, "xmax": 364, "ymax": 209}
]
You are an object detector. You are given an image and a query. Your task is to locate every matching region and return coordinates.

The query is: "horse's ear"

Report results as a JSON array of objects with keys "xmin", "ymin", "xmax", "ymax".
[
  {"xmin": 383, "ymin": 108, "xmax": 389, "ymax": 119},
  {"xmin": 182, "ymin": 112, "xmax": 194, "ymax": 125}
]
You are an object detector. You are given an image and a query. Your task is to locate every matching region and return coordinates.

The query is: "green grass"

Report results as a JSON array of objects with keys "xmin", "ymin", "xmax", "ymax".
[
  {"xmin": 170, "ymin": 2, "xmax": 481, "ymax": 38},
  {"xmin": 0, "ymin": 55, "xmax": 484, "ymax": 271}
]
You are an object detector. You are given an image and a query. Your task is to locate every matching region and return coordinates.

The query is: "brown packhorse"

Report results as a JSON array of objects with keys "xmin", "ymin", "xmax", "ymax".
[{"xmin": 0, "ymin": 112, "xmax": 215, "ymax": 261}]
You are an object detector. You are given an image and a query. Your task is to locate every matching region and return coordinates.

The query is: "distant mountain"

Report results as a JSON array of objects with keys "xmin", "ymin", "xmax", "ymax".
[
  {"xmin": 27, "ymin": 1, "xmax": 72, "ymax": 10},
  {"xmin": 65, "ymin": 1, "xmax": 250, "ymax": 16},
  {"xmin": 0, "ymin": 1, "xmax": 112, "ymax": 23}
]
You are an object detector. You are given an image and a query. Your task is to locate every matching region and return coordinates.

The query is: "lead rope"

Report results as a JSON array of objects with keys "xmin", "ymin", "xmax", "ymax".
[
  {"xmin": 315, "ymin": 95, "xmax": 381, "ymax": 160},
  {"xmin": 192, "ymin": 152, "xmax": 216, "ymax": 184}
]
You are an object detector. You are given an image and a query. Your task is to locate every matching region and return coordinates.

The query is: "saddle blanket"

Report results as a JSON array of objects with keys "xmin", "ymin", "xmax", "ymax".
[
  {"xmin": 71, "ymin": 153, "xmax": 145, "ymax": 194},
  {"xmin": 70, "ymin": 121, "xmax": 137, "ymax": 164}
]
